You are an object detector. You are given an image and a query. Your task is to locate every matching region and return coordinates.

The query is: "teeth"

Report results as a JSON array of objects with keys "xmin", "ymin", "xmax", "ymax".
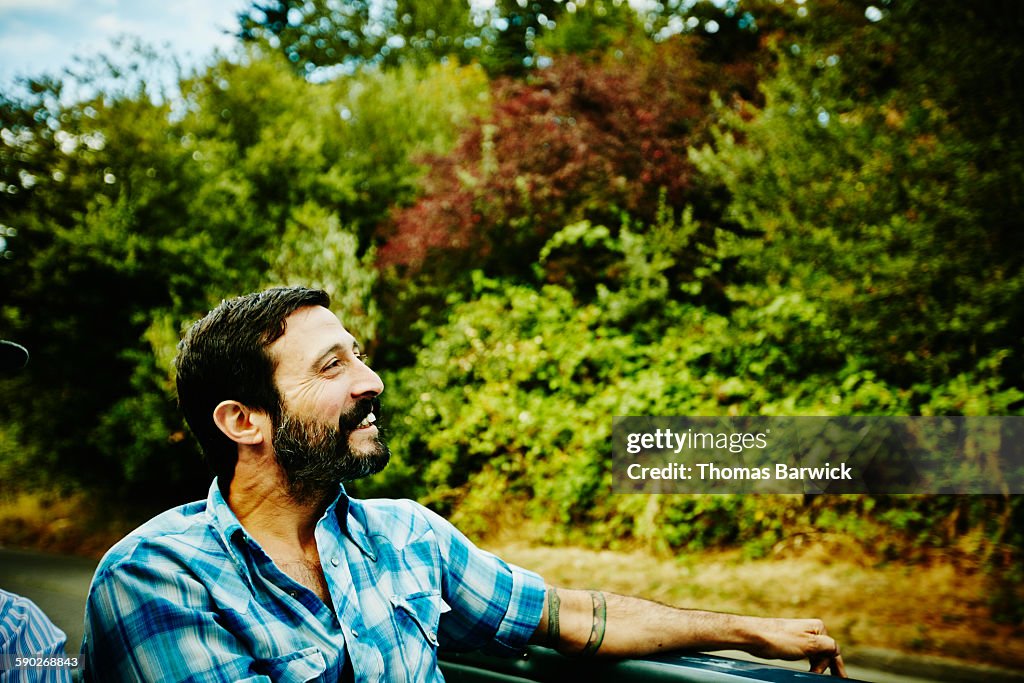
[{"xmin": 357, "ymin": 412, "xmax": 376, "ymax": 428}]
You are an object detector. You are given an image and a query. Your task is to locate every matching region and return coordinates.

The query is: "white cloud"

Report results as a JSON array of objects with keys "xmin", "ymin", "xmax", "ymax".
[
  {"xmin": 0, "ymin": 22, "xmax": 69, "ymax": 81},
  {"xmin": 92, "ymin": 11, "xmax": 146, "ymax": 35},
  {"xmin": 0, "ymin": 0, "xmax": 248, "ymax": 90},
  {"xmin": 0, "ymin": 0, "xmax": 76, "ymax": 11},
  {"xmin": 0, "ymin": 28, "xmax": 61, "ymax": 54},
  {"xmin": 163, "ymin": 0, "xmax": 245, "ymax": 51}
]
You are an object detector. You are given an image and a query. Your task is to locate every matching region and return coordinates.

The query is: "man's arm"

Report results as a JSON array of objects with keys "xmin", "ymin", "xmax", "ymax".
[
  {"xmin": 83, "ymin": 559, "xmax": 272, "ymax": 683},
  {"xmin": 530, "ymin": 585, "xmax": 847, "ymax": 677}
]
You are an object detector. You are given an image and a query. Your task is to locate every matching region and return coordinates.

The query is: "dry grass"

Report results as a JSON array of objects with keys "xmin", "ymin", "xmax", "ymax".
[
  {"xmin": 0, "ymin": 491, "xmax": 130, "ymax": 558},
  {"xmin": 487, "ymin": 538, "xmax": 1024, "ymax": 671}
]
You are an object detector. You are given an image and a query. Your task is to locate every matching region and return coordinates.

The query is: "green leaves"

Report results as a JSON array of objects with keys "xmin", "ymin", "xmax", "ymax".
[
  {"xmin": 0, "ymin": 50, "xmax": 489, "ymax": 500},
  {"xmin": 693, "ymin": 4, "xmax": 1024, "ymax": 397},
  {"xmin": 265, "ymin": 202, "xmax": 379, "ymax": 343},
  {"xmin": 371, "ymin": 2, "xmax": 1023, "ymax": 572},
  {"xmin": 0, "ymin": 3, "xmax": 1021, "ymax": 610}
]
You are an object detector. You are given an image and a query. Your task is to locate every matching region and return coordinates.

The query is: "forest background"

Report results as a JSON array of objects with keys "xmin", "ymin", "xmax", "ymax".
[{"xmin": 1, "ymin": 0, "xmax": 1022, "ymax": 669}]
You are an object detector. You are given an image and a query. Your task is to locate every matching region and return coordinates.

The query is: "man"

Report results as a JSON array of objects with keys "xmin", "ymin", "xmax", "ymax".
[{"xmin": 82, "ymin": 286, "xmax": 846, "ymax": 681}]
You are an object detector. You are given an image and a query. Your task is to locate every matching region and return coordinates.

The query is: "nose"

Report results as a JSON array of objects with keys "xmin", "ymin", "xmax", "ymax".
[{"xmin": 351, "ymin": 357, "xmax": 384, "ymax": 399}]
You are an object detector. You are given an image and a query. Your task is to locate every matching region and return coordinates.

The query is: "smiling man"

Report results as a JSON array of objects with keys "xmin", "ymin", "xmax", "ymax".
[{"xmin": 81, "ymin": 286, "xmax": 846, "ymax": 681}]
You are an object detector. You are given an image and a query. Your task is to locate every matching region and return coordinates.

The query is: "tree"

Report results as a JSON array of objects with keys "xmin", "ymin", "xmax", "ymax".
[
  {"xmin": 691, "ymin": 0, "xmax": 1024, "ymax": 393},
  {"xmin": 372, "ymin": 34, "xmax": 763, "ymax": 365},
  {"xmin": 481, "ymin": 0, "xmax": 569, "ymax": 75},
  {"xmin": 237, "ymin": 0, "xmax": 800, "ymax": 77},
  {"xmin": 238, "ymin": 0, "xmax": 479, "ymax": 74},
  {"xmin": 0, "ymin": 66, "xmax": 213, "ymax": 501},
  {"xmin": 0, "ymin": 47, "xmax": 490, "ymax": 503}
]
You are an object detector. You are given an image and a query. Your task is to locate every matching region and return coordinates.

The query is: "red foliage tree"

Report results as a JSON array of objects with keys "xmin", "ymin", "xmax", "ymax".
[{"xmin": 377, "ymin": 37, "xmax": 760, "ymax": 280}]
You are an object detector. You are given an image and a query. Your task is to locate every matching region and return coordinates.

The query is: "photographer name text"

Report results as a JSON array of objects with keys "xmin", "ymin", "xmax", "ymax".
[
  {"xmin": 626, "ymin": 462, "xmax": 853, "ymax": 481},
  {"xmin": 623, "ymin": 428, "xmax": 852, "ymax": 481}
]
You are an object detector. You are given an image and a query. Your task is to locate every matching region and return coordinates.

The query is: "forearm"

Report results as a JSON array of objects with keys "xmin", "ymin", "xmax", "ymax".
[
  {"xmin": 534, "ymin": 587, "xmax": 758, "ymax": 657},
  {"xmin": 532, "ymin": 585, "xmax": 844, "ymax": 676},
  {"xmin": 596, "ymin": 594, "xmax": 762, "ymax": 656}
]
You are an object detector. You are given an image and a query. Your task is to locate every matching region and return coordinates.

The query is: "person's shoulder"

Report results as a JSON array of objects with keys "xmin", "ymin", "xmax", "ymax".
[
  {"xmin": 0, "ymin": 588, "xmax": 66, "ymax": 652},
  {"xmin": 92, "ymin": 499, "xmax": 214, "ymax": 578},
  {"xmin": 0, "ymin": 588, "xmax": 63, "ymax": 631},
  {"xmin": 354, "ymin": 496, "xmax": 443, "ymax": 525},
  {"xmin": 350, "ymin": 496, "xmax": 450, "ymax": 547}
]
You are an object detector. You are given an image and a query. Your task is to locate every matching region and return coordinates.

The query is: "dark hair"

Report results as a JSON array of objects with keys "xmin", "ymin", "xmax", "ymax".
[{"xmin": 174, "ymin": 286, "xmax": 331, "ymax": 481}]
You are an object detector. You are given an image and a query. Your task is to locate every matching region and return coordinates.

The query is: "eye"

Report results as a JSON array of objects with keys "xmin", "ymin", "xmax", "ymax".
[{"xmin": 323, "ymin": 358, "xmax": 342, "ymax": 371}]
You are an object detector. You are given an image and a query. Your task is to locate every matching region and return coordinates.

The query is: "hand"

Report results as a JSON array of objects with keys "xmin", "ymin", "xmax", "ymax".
[{"xmin": 747, "ymin": 617, "xmax": 847, "ymax": 677}]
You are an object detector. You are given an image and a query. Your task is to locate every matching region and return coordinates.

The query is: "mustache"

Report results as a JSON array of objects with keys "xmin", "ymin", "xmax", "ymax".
[{"xmin": 339, "ymin": 396, "xmax": 381, "ymax": 431}]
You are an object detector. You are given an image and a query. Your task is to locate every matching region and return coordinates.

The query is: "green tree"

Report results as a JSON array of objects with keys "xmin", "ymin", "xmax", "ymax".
[
  {"xmin": 0, "ymin": 65, "xmax": 213, "ymax": 501},
  {"xmin": 691, "ymin": 0, "xmax": 1024, "ymax": 396},
  {"xmin": 265, "ymin": 202, "xmax": 379, "ymax": 344},
  {"xmin": 0, "ymin": 47, "xmax": 490, "ymax": 504},
  {"xmin": 237, "ymin": 0, "xmax": 480, "ymax": 74}
]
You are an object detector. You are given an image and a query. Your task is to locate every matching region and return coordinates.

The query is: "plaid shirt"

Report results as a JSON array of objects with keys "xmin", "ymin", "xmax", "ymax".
[
  {"xmin": 0, "ymin": 589, "xmax": 71, "ymax": 683},
  {"xmin": 82, "ymin": 481, "xmax": 545, "ymax": 682}
]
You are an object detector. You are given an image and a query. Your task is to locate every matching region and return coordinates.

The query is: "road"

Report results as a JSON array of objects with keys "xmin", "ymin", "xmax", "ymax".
[
  {"xmin": 0, "ymin": 547, "xmax": 96, "ymax": 653},
  {"xmin": 1, "ymin": 547, "xmax": 1021, "ymax": 683}
]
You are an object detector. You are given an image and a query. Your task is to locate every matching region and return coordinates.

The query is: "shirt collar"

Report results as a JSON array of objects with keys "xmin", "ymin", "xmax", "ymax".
[
  {"xmin": 206, "ymin": 479, "xmax": 249, "ymax": 552},
  {"xmin": 331, "ymin": 485, "xmax": 377, "ymax": 561},
  {"xmin": 206, "ymin": 478, "xmax": 376, "ymax": 562}
]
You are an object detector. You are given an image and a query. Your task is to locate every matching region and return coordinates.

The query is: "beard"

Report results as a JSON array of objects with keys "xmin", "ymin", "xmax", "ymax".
[{"xmin": 271, "ymin": 396, "xmax": 390, "ymax": 506}]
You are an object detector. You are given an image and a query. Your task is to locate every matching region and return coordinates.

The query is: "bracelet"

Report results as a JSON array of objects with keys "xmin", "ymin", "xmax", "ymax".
[
  {"xmin": 546, "ymin": 587, "xmax": 561, "ymax": 645},
  {"xmin": 580, "ymin": 590, "xmax": 607, "ymax": 657}
]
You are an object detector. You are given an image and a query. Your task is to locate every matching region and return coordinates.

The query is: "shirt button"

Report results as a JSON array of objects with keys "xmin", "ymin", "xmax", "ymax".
[
  {"xmin": 352, "ymin": 630, "xmax": 360, "ymax": 638},
  {"xmin": 331, "ymin": 557, "xmax": 340, "ymax": 567}
]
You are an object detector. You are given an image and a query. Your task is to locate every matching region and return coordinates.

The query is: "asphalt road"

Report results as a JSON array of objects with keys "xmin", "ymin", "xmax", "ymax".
[
  {"xmin": 0, "ymin": 547, "xmax": 96, "ymax": 653},
  {"xmin": 1, "ymin": 547, "xmax": 1020, "ymax": 683}
]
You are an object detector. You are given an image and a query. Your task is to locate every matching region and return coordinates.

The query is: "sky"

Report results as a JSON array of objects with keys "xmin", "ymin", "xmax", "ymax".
[{"xmin": 0, "ymin": 0, "xmax": 249, "ymax": 91}]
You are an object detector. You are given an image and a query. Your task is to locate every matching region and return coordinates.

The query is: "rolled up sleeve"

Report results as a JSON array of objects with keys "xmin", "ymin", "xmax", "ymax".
[{"xmin": 414, "ymin": 504, "xmax": 546, "ymax": 656}]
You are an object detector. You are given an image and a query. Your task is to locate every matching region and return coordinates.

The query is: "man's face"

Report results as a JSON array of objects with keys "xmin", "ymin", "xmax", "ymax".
[{"xmin": 267, "ymin": 306, "xmax": 389, "ymax": 504}]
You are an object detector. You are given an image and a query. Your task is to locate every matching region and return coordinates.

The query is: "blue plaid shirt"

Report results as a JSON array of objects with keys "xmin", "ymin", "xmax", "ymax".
[{"xmin": 82, "ymin": 481, "xmax": 545, "ymax": 682}]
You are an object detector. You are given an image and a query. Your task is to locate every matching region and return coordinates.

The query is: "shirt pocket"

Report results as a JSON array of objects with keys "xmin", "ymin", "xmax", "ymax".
[
  {"xmin": 389, "ymin": 590, "xmax": 449, "ymax": 648},
  {"xmin": 255, "ymin": 646, "xmax": 327, "ymax": 682}
]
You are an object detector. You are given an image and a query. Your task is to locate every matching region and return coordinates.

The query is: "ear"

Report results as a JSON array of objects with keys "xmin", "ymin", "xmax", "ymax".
[{"xmin": 212, "ymin": 400, "xmax": 269, "ymax": 446}]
